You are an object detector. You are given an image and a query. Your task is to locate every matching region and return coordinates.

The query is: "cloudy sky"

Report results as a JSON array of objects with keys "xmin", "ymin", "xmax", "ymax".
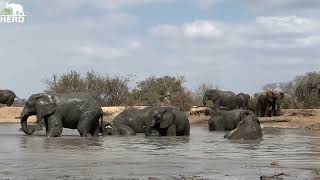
[{"xmin": 1, "ymin": 0, "xmax": 320, "ymax": 98}]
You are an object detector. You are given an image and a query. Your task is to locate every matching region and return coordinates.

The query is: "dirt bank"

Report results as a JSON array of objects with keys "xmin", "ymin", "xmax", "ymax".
[
  {"xmin": 0, "ymin": 107, "xmax": 319, "ymax": 130},
  {"xmin": 0, "ymin": 106, "xmax": 208, "ymax": 125}
]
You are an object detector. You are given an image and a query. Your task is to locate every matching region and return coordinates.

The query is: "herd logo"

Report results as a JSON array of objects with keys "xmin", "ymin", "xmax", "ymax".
[{"xmin": 0, "ymin": 0, "xmax": 26, "ymax": 23}]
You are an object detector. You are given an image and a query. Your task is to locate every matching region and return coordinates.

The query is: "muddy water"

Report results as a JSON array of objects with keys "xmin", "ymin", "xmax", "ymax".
[{"xmin": 0, "ymin": 123, "xmax": 319, "ymax": 180}]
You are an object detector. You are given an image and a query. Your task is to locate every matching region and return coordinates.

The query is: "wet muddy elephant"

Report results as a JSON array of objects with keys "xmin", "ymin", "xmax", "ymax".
[
  {"xmin": 256, "ymin": 91, "xmax": 284, "ymax": 117},
  {"xmin": 107, "ymin": 106, "xmax": 190, "ymax": 136},
  {"xmin": 0, "ymin": 89, "xmax": 21, "ymax": 106},
  {"xmin": 236, "ymin": 93, "xmax": 250, "ymax": 110},
  {"xmin": 208, "ymin": 109, "xmax": 252, "ymax": 131},
  {"xmin": 203, "ymin": 89, "xmax": 237, "ymax": 112},
  {"xmin": 224, "ymin": 113, "xmax": 262, "ymax": 140},
  {"xmin": 20, "ymin": 92, "xmax": 104, "ymax": 137}
]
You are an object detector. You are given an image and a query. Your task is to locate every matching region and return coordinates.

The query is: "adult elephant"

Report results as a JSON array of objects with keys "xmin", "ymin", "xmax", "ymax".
[
  {"xmin": 236, "ymin": 93, "xmax": 250, "ymax": 110},
  {"xmin": 203, "ymin": 89, "xmax": 237, "ymax": 112},
  {"xmin": 224, "ymin": 113, "xmax": 262, "ymax": 140},
  {"xmin": 0, "ymin": 89, "xmax": 21, "ymax": 106},
  {"xmin": 108, "ymin": 106, "xmax": 190, "ymax": 136},
  {"xmin": 20, "ymin": 92, "xmax": 104, "ymax": 137},
  {"xmin": 256, "ymin": 91, "xmax": 283, "ymax": 117},
  {"xmin": 208, "ymin": 109, "xmax": 252, "ymax": 131}
]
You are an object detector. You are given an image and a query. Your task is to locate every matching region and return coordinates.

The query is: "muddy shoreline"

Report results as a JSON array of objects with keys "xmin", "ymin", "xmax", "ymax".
[{"xmin": 0, "ymin": 107, "xmax": 319, "ymax": 130}]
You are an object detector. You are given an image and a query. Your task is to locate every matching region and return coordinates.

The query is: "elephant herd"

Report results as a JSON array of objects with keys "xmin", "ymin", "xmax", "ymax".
[
  {"xmin": 202, "ymin": 89, "xmax": 284, "ymax": 117},
  {"xmin": 0, "ymin": 89, "xmax": 269, "ymax": 140}
]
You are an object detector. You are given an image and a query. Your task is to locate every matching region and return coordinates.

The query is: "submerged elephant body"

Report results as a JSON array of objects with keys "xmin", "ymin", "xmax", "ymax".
[
  {"xmin": 224, "ymin": 114, "xmax": 262, "ymax": 140},
  {"xmin": 208, "ymin": 109, "xmax": 252, "ymax": 131},
  {"xmin": 203, "ymin": 89, "xmax": 237, "ymax": 112},
  {"xmin": 109, "ymin": 106, "xmax": 190, "ymax": 136},
  {"xmin": 0, "ymin": 89, "xmax": 20, "ymax": 106},
  {"xmin": 20, "ymin": 92, "xmax": 103, "ymax": 137}
]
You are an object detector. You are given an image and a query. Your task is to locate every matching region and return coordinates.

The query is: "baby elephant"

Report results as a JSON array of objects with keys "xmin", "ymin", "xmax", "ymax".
[
  {"xmin": 224, "ymin": 114, "xmax": 263, "ymax": 140},
  {"xmin": 208, "ymin": 109, "xmax": 252, "ymax": 131},
  {"xmin": 107, "ymin": 106, "xmax": 190, "ymax": 136}
]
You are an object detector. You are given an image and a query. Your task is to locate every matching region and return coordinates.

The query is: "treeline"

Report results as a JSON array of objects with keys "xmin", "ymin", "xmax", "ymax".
[
  {"xmin": 43, "ymin": 70, "xmax": 217, "ymax": 111},
  {"xmin": 7, "ymin": 70, "xmax": 320, "ymax": 110},
  {"xmin": 262, "ymin": 71, "xmax": 320, "ymax": 109}
]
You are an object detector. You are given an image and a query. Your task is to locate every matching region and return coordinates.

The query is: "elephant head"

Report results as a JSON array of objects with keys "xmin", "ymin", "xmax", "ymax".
[
  {"xmin": 144, "ymin": 107, "xmax": 175, "ymax": 136},
  {"xmin": 20, "ymin": 93, "xmax": 56, "ymax": 135},
  {"xmin": 152, "ymin": 107, "xmax": 175, "ymax": 136},
  {"xmin": 203, "ymin": 89, "xmax": 218, "ymax": 106}
]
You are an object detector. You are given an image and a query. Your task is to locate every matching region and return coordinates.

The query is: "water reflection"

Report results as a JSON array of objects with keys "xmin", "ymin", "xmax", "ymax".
[{"xmin": 0, "ymin": 123, "xmax": 319, "ymax": 179}]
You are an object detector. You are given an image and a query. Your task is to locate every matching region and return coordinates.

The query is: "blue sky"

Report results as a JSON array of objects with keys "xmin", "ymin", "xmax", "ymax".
[{"xmin": 1, "ymin": 0, "xmax": 320, "ymax": 98}]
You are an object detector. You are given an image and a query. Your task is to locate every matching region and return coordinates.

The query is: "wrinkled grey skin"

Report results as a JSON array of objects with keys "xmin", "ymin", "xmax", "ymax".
[
  {"xmin": 224, "ymin": 114, "xmax": 262, "ymax": 140},
  {"xmin": 107, "ymin": 107, "xmax": 190, "ymax": 136},
  {"xmin": 20, "ymin": 92, "xmax": 104, "ymax": 137},
  {"xmin": 153, "ymin": 109, "xmax": 190, "ymax": 136},
  {"xmin": 236, "ymin": 93, "xmax": 250, "ymax": 110},
  {"xmin": 0, "ymin": 89, "xmax": 21, "ymax": 106},
  {"xmin": 256, "ymin": 91, "xmax": 276, "ymax": 117},
  {"xmin": 208, "ymin": 109, "xmax": 252, "ymax": 131},
  {"xmin": 203, "ymin": 89, "xmax": 236, "ymax": 112}
]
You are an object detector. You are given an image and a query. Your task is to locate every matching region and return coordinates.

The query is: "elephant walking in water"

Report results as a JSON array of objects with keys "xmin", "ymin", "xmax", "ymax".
[
  {"xmin": 0, "ymin": 89, "xmax": 21, "ymax": 106},
  {"xmin": 105, "ymin": 106, "xmax": 190, "ymax": 136},
  {"xmin": 20, "ymin": 92, "xmax": 104, "ymax": 137}
]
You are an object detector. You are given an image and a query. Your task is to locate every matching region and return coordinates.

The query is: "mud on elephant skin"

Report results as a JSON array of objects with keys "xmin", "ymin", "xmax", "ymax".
[
  {"xmin": 224, "ymin": 113, "xmax": 263, "ymax": 140},
  {"xmin": 20, "ymin": 92, "xmax": 104, "ymax": 137},
  {"xmin": 203, "ymin": 89, "xmax": 237, "ymax": 112},
  {"xmin": 208, "ymin": 109, "xmax": 252, "ymax": 131},
  {"xmin": 0, "ymin": 89, "xmax": 22, "ymax": 106},
  {"xmin": 105, "ymin": 106, "xmax": 190, "ymax": 136}
]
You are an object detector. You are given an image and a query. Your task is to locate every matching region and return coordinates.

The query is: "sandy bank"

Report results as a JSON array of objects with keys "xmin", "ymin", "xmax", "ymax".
[{"xmin": 0, "ymin": 107, "xmax": 319, "ymax": 130}]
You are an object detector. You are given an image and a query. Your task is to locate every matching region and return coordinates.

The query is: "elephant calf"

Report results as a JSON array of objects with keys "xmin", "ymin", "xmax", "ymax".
[
  {"xmin": 108, "ymin": 106, "xmax": 190, "ymax": 136},
  {"xmin": 224, "ymin": 114, "xmax": 263, "ymax": 140},
  {"xmin": 208, "ymin": 109, "xmax": 252, "ymax": 131}
]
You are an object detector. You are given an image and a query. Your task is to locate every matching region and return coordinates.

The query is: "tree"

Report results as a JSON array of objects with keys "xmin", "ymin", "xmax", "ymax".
[
  {"xmin": 44, "ymin": 70, "xmax": 131, "ymax": 106},
  {"xmin": 294, "ymin": 72, "xmax": 320, "ymax": 108}
]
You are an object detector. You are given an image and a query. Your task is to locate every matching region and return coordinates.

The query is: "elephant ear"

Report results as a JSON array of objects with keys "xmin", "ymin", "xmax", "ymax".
[
  {"xmin": 35, "ymin": 94, "xmax": 56, "ymax": 119},
  {"xmin": 160, "ymin": 109, "xmax": 175, "ymax": 129}
]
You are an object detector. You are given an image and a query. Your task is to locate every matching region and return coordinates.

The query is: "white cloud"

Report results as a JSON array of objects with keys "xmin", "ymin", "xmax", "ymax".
[
  {"xmin": 150, "ymin": 20, "xmax": 223, "ymax": 39},
  {"xmin": 256, "ymin": 16, "xmax": 318, "ymax": 35},
  {"xmin": 183, "ymin": 20, "xmax": 222, "ymax": 38}
]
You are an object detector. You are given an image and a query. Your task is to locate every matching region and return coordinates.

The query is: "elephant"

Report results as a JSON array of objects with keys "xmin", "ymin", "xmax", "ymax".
[
  {"xmin": 0, "ymin": 89, "xmax": 21, "ymax": 106},
  {"xmin": 203, "ymin": 89, "xmax": 237, "ymax": 112},
  {"xmin": 236, "ymin": 93, "xmax": 250, "ymax": 110},
  {"xmin": 224, "ymin": 113, "xmax": 263, "ymax": 140},
  {"xmin": 256, "ymin": 91, "xmax": 284, "ymax": 117},
  {"xmin": 20, "ymin": 92, "xmax": 104, "ymax": 137},
  {"xmin": 208, "ymin": 109, "xmax": 252, "ymax": 131},
  {"xmin": 106, "ymin": 106, "xmax": 190, "ymax": 136}
]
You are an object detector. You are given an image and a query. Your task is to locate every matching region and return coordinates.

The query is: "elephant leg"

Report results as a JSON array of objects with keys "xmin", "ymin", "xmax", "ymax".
[
  {"xmin": 89, "ymin": 121, "xmax": 100, "ymax": 137},
  {"xmin": 46, "ymin": 116, "xmax": 63, "ymax": 137},
  {"xmin": 167, "ymin": 125, "xmax": 176, "ymax": 136}
]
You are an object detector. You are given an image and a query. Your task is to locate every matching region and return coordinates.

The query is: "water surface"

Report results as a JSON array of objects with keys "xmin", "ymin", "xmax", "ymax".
[{"xmin": 0, "ymin": 123, "xmax": 319, "ymax": 179}]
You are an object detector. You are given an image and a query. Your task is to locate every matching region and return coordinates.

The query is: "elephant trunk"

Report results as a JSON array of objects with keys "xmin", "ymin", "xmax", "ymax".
[{"xmin": 20, "ymin": 115, "xmax": 35, "ymax": 135}]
